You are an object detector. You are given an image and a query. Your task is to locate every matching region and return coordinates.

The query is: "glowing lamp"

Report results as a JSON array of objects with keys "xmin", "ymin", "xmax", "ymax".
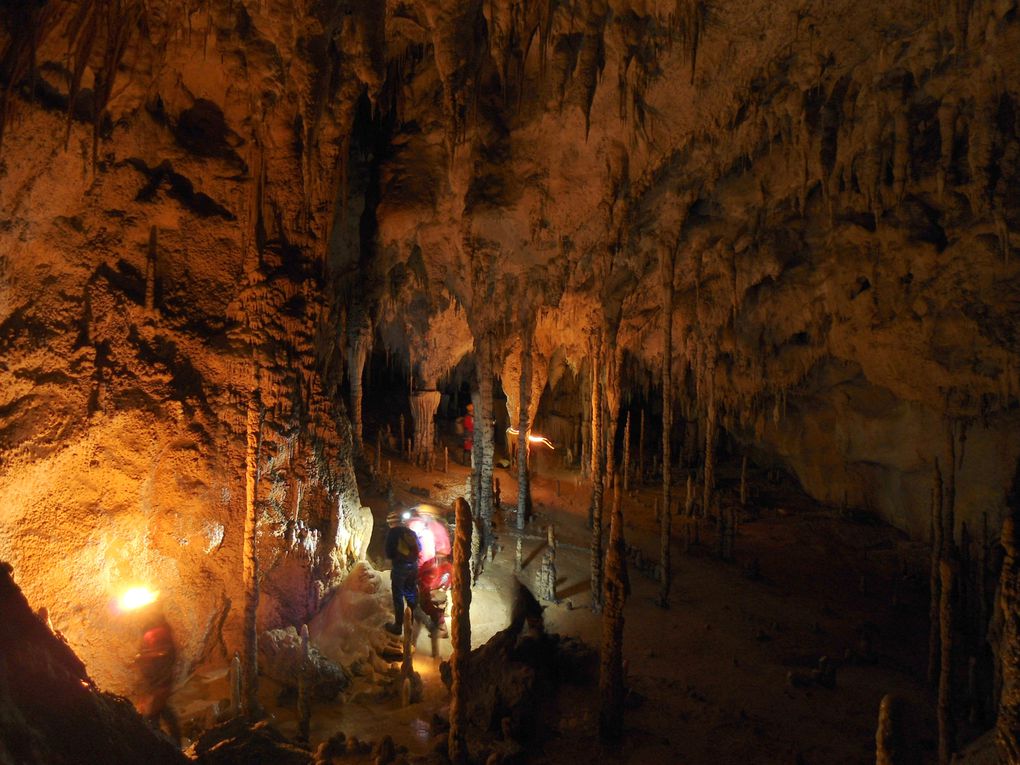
[
  {"xmin": 507, "ymin": 427, "xmax": 555, "ymax": 449},
  {"xmin": 118, "ymin": 586, "xmax": 159, "ymax": 612}
]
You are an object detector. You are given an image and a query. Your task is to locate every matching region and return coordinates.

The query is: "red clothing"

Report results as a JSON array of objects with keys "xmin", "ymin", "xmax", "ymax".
[{"xmin": 463, "ymin": 413, "xmax": 474, "ymax": 451}]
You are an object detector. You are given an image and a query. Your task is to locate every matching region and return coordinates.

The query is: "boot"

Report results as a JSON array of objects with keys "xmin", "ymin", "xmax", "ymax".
[{"xmin": 413, "ymin": 605, "xmax": 438, "ymax": 635}]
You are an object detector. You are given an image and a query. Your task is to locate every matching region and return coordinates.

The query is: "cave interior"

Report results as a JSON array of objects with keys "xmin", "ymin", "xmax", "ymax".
[{"xmin": 1, "ymin": 0, "xmax": 1020, "ymax": 763}]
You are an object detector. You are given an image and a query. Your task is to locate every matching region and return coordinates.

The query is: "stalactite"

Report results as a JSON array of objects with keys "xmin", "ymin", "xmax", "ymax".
[
  {"xmin": 671, "ymin": 0, "xmax": 707, "ymax": 85},
  {"xmin": 659, "ymin": 247, "xmax": 676, "ymax": 608},
  {"xmin": 638, "ymin": 408, "xmax": 645, "ymax": 486},
  {"xmin": 929, "ymin": 461, "xmax": 945, "ymax": 688},
  {"xmin": 997, "ymin": 460, "xmax": 1020, "ymax": 763},
  {"xmin": 449, "ymin": 496, "xmax": 473, "ymax": 765},
  {"xmin": 938, "ymin": 554, "xmax": 958, "ymax": 765},
  {"xmin": 346, "ymin": 319, "xmax": 372, "ymax": 449},
  {"xmin": 623, "ymin": 413, "xmax": 631, "ymax": 493},
  {"xmin": 242, "ymin": 390, "xmax": 262, "ymax": 721},
  {"xmin": 0, "ymin": 1, "xmax": 55, "ymax": 155},
  {"xmin": 599, "ymin": 483, "xmax": 628, "ymax": 741}
]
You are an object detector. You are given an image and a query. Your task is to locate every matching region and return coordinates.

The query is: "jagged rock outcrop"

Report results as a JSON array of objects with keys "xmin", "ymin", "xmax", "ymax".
[
  {"xmin": 0, "ymin": 562, "xmax": 187, "ymax": 765},
  {"xmin": 440, "ymin": 584, "xmax": 597, "ymax": 761},
  {"xmin": 258, "ymin": 626, "xmax": 351, "ymax": 702}
]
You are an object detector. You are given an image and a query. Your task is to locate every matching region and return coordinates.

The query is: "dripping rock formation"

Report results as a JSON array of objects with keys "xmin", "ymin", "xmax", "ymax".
[{"xmin": 0, "ymin": 0, "xmax": 1019, "ymax": 761}]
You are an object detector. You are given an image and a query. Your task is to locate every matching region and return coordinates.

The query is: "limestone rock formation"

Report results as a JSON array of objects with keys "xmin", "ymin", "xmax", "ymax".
[
  {"xmin": 258, "ymin": 626, "xmax": 351, "ymax": 702},
  {"xmin": 0, "ymin": 562, "xmax": 187, "ymax": 765},
  {"xmin": 2, "ymin": 0, "xmax": 1020, "ymax": 737}
]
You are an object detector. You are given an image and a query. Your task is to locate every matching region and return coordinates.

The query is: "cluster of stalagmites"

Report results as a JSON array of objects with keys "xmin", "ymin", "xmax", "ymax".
[{"xmin": 871, "ymin": 454, "xmax": 1020, "ymax": 763}]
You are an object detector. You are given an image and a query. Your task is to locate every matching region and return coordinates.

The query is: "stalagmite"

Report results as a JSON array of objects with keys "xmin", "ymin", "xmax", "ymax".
[
  {"xmin": 229, "ymin": 652, "xmax": 241, "ymax": 717},
  {"xmin": 477, "ymin": 333, "xmax": 496, "ymax": 566},
  {"xmin": 604, "ymin": 342, "xmax": 622, "ymax": 491},
  {"xmin": 876, "ymin": 694, "xmax": 907, "ymax": 765},
  {"xmin": 685, "ymin": 473, "xmax": 696, "ymax": 548},
  {"xmin": 399, "ymin": 414, "xmax": 405, "ymax": 459},
  {"xmin": 297, "ymin": 624, "xmax": 311, "ymax": 742},
  {"xmin": 590, "ymin": 333, "xmax": 606, "ymax": 612},
  {"xmin": 997, "ymin": 460, "xmax": 1020, "ymax": 763},
  {"xmin": 589, "ymin": 332, "xmax": 604, "ymax": 530},
  {"xmin": 539, "ymin": 523, "xmax": 558, "ymax": 603},
  {"xmin": 242, "ymin": 390, "xmax": 262, "ymax": 720},
  {"xmin": 347, "ymin": 319, "xmax": 372, "ymax": 449},
  {"xmin": 929, "ymin": 460, "xmax": 945, "ymax": 688},
  {"xmin": 599, "ymin": 483, "xmax": 628, "ymax": 741},
  {"xmin": 938, "ymin": 555, "xmax": 958, "ymax": 765},
  {"xmin": 449, "ymin": 496, "xmax": 473, "ymax": 765},
  {"xmin": 659, "ymin": 246, "xmax": 676, "ymax": 609},
  {"xmin": 400, "ymin": 604, "xmax": 413, "ymax": 707},
  {"xmin": 945, "ymin": 424, "xmax": 957, "ymax": 556},
  {"xmin": 517, "ymin": 328, "xmax": 534, "ymax": 534},
  {"xmin": 704, "ymin": 362, "xmax": 717, "ymax": 541},
  {"xmin": 411, "ymin": 390, "xmax": 441, "ymax": 465}
]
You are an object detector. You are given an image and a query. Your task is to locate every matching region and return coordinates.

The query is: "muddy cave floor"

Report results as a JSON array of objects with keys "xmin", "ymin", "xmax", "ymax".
[{"xmin": 174, "ymin": 446, "xmax": 941, "ymax": 764}]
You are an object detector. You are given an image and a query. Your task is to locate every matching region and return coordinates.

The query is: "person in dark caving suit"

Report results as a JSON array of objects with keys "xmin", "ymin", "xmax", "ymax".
[
  {"xmin": 134, "ymin": 611, "xmax": 180, "ymax": 744},
  {"xmin": 384, "ymin": 510, "xmax": 422, "ymax": 635}
]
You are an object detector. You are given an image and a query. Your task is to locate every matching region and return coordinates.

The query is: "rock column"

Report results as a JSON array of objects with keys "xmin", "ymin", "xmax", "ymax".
[
  {"xmin": 449, "ymin": 497, "xmax": 473, "ymax": 764},
  {"xmin": 410, "ymin": 390, "xmax": 441, "ymax": 465},
  {"xmin": 242, "ymin": 390, "xmax": 262, "ymax": 720},
  {"xmin": 599, "ymin": 483, "xmax": 628, "ymax": 740}
]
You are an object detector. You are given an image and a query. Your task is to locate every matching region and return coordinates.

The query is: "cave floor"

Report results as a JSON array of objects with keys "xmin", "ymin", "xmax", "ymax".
[{"xmin": 175, "ymin": 447, "xmax": 940, "ymax": 764}]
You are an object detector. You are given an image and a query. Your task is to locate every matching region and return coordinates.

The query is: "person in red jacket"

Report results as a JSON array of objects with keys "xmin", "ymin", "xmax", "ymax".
[
  {"xmin": 462, "ymin": 402, "xmax": 474, "ymax": 465},
  {"xmin": 134, "ymin": 611, "xmax": 180, "ymax": 744}
]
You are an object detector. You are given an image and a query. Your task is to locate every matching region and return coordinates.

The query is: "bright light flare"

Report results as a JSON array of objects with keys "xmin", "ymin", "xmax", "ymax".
[
  {"xmin": 507, "ymin": 427, "xmax": 554, "ymax": 449},
  {"xmin": 117, "ymin": 586, "xmax": 159, "ymax": 612}
]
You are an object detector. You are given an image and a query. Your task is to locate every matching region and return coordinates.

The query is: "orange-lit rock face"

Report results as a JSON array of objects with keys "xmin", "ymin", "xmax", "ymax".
[{"xmin": 1, "ymin": 0, "xmax": 1019, "ymax": 689}]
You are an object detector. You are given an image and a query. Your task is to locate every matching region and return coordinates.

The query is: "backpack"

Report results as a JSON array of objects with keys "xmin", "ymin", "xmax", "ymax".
[{"xmin": 395, "ymin": 526, "xmax": 420, "ymax": 561}]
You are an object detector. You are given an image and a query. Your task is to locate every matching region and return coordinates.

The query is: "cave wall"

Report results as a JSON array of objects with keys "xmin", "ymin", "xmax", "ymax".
[
  {"xmin": 2, "ymin": 0, "xmax": 1020, "ymax": 694},
  {"xmin": 0, "ymin": 0, "xmax": 376, "ymax": 695}
]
